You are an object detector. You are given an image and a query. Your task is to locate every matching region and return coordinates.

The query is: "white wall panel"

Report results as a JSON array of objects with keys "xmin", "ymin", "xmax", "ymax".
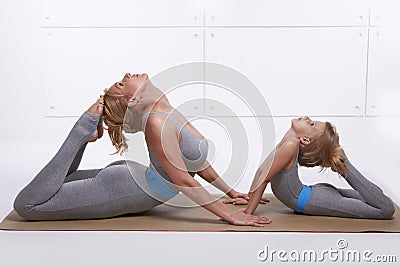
[
  {"xmin": 205, "ymin": 0, "xmax": 368, "ymax": 26},
  {"xmin": 193, "ymin": 116, "xmax": 275, "ymax": 194},
  {"xmin": 43, "ymin": 0, "xmax": 203, "ymax": 27},
  {"xmin": 164, "ymin": 84, "xmax": 204, "ymax": 117},
  {"xmin": 204, "ymin": 84, "xmax": 256, "ymax": 116},
  {"xmin": 205, "ymin": 28, "xmax": 367, "ymax": 116},
  {"xmin": 370, "ymin": 0, "xmax": 400, "ymax": 26},
  {"xmin": 367, "ymin": 28, "xmax": 400, "ymax": 116},
  {"xmin": 43, "ymin": 28, "xmax": 203, "ymax": 116}
]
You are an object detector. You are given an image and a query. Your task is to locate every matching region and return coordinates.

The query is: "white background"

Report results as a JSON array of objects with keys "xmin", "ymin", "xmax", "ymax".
[{"xmin": 1, "ymin": 0, "xmax": 400, "ymax": 266}]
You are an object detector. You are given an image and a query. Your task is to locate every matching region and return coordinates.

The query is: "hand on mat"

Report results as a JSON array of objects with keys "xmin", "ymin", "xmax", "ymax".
[
  {"xmin": 223, "ymin": 196, "xmax": 269, "ymax": 205},
  {"xmin": 227, "ymin": 190, "xmax": 249, "ymax": 200},
  {"xmin": 223, "ymin": 208, "xmax": 271, "ymax": 227},
  {"xmin": 87, "ymin": 96, "xmax": 105, "ymax": 143}
]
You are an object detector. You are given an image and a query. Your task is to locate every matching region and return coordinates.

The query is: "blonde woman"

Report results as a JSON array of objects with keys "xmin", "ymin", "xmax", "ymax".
[
  {"xmin": 13, "ymin": 73, "xmax": 270, "ymax": 226},
  {"xmin": 224, "ymin": 116, "xmax": 395, "ymax": 219}
]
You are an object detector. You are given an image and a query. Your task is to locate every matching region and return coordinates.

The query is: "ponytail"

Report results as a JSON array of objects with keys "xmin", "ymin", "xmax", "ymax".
[{"xmin": 103, "ymin": 91, "xmax": 129, "ymax": 155}]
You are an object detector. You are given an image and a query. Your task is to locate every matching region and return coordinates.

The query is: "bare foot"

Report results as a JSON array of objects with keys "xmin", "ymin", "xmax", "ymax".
[
  {"xmin": 87, "ymin": 95, "xmax": 104, "ymax": 117},
  {"xmin": 87, "ymin": 96, "xmax": 104, "ymax": 142}
]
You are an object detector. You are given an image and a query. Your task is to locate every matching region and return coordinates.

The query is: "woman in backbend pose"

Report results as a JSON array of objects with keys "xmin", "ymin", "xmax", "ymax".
[
  {"xmin": 225, "ymin": 116, "xmax": 395, "ymax": 219},
  {"xmin": 13, "ymin": 73, "xmax": 270, "ymax": 226}
]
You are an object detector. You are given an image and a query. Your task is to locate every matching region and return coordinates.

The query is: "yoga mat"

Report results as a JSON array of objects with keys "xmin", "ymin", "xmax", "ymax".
[{"xmin": 1, "ymin": 194, "xmax": 399, "ymax": 232}]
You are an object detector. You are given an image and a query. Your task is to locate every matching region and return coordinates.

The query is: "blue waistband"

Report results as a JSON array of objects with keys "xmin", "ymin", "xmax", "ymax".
[
  {"xmin": 295, "ymin": 185, "xmax": 312, "ymax": 213},
  {"xmin": 145, "ymin": 168, "xmax": 179, "ymax": 200}
]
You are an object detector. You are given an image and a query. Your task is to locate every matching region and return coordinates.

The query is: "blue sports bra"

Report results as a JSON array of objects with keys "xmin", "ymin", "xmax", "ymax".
[{"xmin": 141, "ymin": 111, "xmax": 209, "ymax": 200}]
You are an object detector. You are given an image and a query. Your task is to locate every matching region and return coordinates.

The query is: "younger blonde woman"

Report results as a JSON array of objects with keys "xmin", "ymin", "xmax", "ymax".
[{"xmin": 225, "ymin": 116, "xmax": 395, "ymax": 219}]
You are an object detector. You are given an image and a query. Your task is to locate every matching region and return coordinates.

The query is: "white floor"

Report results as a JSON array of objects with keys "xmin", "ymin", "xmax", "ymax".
[{"xmin": 0, "ymin": 232, "xmax": 398, "ymax": 266}]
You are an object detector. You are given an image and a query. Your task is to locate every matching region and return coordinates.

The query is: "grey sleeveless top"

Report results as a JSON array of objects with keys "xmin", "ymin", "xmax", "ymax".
[
  {"xmin": 270, "ymin": 145, "xmax": 304, "ymax": 210},
  {"xmin": 141, "ymin": 111, "xmax": 209, "ymax": 182}
]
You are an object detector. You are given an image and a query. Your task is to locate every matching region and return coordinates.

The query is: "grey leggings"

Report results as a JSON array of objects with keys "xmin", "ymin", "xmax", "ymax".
[
  {"xmin": 303, "ymin": 158, "xmax": 395, "ymax": 219},
  {"xmin": 13, "ymin": 112, "xmax": 161, "ymax": 221}
]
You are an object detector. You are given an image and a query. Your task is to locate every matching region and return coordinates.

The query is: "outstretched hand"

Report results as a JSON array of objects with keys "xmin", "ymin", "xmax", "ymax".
[
  {"xmin": 228, "ymin": 190, "xmax": 250, "ymax": 200},
  {"xmin": 222, "ymin": 208, "xmax": 271, "ymax": 227},
  {"xmin": 228, "ymin": 190, "xmax": 269, "ymax": 204},
  {"xmin": 87, "ymin": 96, "xmax": 104, "ymax": 142},
  {"xmin": 223, "ymin": 191, "xmax": 269, "ymax": 205},
  {"xmin": 223, "ymin": 197, "xmax": 269, "ymax": 205}
]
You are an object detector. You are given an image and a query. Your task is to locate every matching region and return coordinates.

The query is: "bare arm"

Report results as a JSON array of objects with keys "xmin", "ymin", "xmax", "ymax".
[
  {"xmin": 145, "ymin": 115, "xmax": 271, "ymax": 226},
  {"xmin": 196, "ymin": 162, "xmax": 240, "ymax": 197},
  {"xmin": 197, "ymin": 163, "xmax": 270, "ymax": 205},
  {"xmin": 177, "ymin": 112, "xmax": 248, "ymax": 199},
  {"xmin": 244, "ymin": 141, "xmax": 298, "ymax": 214}
]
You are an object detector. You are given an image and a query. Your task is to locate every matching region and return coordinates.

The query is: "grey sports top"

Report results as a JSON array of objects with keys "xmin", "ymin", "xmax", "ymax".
[
  {"xmin": 141, "ymin": 111, "xmax": 209, "ymax": 182},
  {"xmin": 270, "ymin": 145, "xmax": 303, "ymax": 210}
]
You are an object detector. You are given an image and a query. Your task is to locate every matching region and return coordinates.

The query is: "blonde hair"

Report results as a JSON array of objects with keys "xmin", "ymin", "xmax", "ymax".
[
  {"xmin": 103, "ymin": 90, "xmax": 129, "ymax": 155},
  {"xmin": 298, "ymin": 122, "xmax": 347, "ymax": 176}
]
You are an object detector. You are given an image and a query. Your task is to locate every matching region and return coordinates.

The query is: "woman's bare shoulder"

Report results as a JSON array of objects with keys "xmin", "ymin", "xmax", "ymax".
[
  {"xmin": 144, "ymin": 113, "xmax": 177, "ymax": 138},
  {"xmin": 275, "ymin": 139, "xmax": 299, "ymax": 169}
]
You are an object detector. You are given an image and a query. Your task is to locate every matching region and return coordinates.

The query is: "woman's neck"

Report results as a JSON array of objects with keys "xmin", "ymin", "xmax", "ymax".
[
  {"xmin": 279, "ymin": 128, "xmax": 300, "ymax": 145},
  {"xmin": 142, "ymin": 82, "xmax": 173, "ymax": 113},
  {"xmin": 148, "ymin": 96, "xmax": 173, "ymax": 113}
]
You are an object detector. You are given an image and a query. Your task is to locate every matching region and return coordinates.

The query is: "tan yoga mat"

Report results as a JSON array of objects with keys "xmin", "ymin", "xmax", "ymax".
[{"xmin": 1, "ymin": 194, "xmax": 400, "ymax": 232}]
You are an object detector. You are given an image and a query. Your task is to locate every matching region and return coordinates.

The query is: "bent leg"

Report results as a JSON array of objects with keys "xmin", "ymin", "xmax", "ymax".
[
  {"xmin": 336, "ymin": 188, "xmax": 364, "ymax": 201},
  {"xmin": 14, "ymin": 111, "xmax": 100, "ymax": 214},
  {"xmin": 303, "ymin": 159, "xmax": 395, "ymax": 219},
  {"xmin": 65, "ymin": 169, "xmax": 102, "ymax": 183},
  {"xmin": 313, "ymin": 182, "xmax": 365, "ymax": 201},
  {"xmin": 303, "ymin": 184, "xmax": 384, "ymax": 219},
  {"xmin": 14, "ymin": 163, "xmax": 162, "ymax": 220},
  {"xmin": 67, "ymin": 117, "xmax": 103, "ymax": 176},
  {"xmin": 341, "ymin": 158, "xmax": 394, "ymax": 218}
]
